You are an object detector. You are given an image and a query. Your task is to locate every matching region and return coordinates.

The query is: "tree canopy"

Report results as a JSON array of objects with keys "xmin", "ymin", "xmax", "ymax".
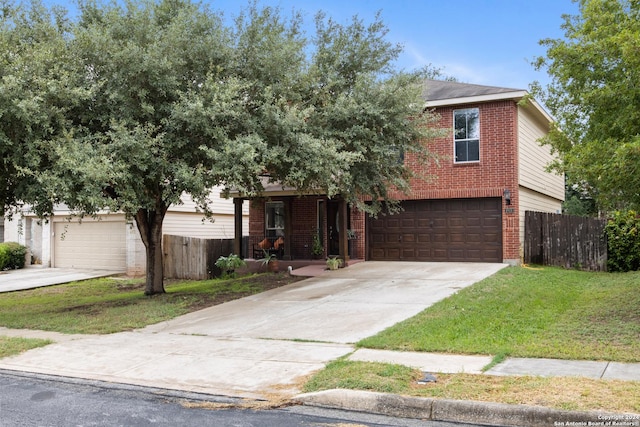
[
  {"xmin": 532, "ymin": 0, "xmax": 640, "ymax": 212},
  {"xmin": 1, "ymin": 0, "xmax": 442, "ymax": 294}
]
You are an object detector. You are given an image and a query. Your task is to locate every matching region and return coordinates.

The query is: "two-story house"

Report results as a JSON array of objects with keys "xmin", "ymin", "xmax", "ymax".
[{"xmin": 232, "ymin": 79, "xmax": 564, "ymax": 265}]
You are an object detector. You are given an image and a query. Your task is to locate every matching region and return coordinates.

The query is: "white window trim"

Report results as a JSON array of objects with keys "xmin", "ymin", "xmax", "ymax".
[{"xmin": 453, "ymin": 108, "xmax": 480, "ymax": 164}]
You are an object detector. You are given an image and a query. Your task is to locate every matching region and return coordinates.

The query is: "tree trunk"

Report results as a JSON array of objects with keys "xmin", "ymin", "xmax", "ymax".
[{"xmin": 135, "ymin": 203, "xmax": 168, "ymax": 295}]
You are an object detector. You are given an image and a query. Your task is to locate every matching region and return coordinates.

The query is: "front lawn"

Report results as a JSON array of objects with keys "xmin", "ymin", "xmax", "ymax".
[
  {"xmin": 305, "ymin": 266, "xmax": 640, "ymax": 414},
  {"xmin": 358, "ymin": 266, "xmax": 640, "ymax": 362},
  {"xmin": 304, "ymin": 359, "xmax": 640, "ymax": 413},
  {"xmin": 0, "ymin": 273, "xmax": 300, "ymax": 334}
]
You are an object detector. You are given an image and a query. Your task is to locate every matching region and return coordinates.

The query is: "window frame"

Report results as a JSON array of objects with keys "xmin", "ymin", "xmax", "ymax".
[
  {"xmin": 453, "ymin": 107, "xmax": 480, "ymax": 164},
  {"xmin": 265, "ymin": 201, "xmax": 285, "ymax": 237}
]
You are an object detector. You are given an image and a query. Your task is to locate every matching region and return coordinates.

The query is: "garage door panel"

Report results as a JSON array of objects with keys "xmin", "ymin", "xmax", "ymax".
[
  {"xmin": 386, "ymin": 219, "xmax": 401, "ymax": 228},
  {"xmin": 484, "ymin": 217, "xmax": 501, "ymax": 227},
  {"xmin": 401, "ymin": 234, "xmax": 415, "ymax": 243},
  {"xmin": 467, "ymin": 217, "xmax": 482, "ymax": 227},
  {"xmin": 371, "ymin": 233, "xmax": 385, "ymax": 244},
  {"xmin": 431, "ymin": 201, "xmax": 447, "ymax": 212},
  {"xmin": 433, "ymin": 233, "xmax": 448, "ymax": 243},
  {"xmin": 432, "ymin": 248, "xmax": 448, "ymax": 260},
  {"xmin": 368, "ymin": 198, "xmax": 502, "ymax": 262},
  {"xmin": 449, "ymin": 217, "xmax": 464, "ymax": 227},
  {"xmin": 417, "ymin": 219, "xmax": 431, "ymax": 227},
  {"xmin": 449, "ymin": 233, "xmax": 465, "ymax": 243},
  {"xmin": 386, "ymin": 233, "xmax": 401, "ymax": 243},
  {"xmin": 400, "ymin": 217, "xmax": 415, "ymax": 226},
  {"xmin": 401, "ymin": 248, "xmax": 415, "ymax": 259},
  {"xmin": 466, "ymin": 233, "xmax": 482, "ymax": 243},
  {"xmin": 482, "ymin": 232, "xmax": 501, "ymax": 242},
  {"xmin": 466, "ymin": 249, "xmax": 482, "ymax": 259},
  {"xmin": 448, "ymin": 249, "xmax": 465, "ymax": 259},
  {"xmin": 417, "ymin": 233, "xmax": 431, "ymax": 243},
  {"xmin": 54, "ymin": 221, "xmax": 126, "ymax": 270},
  {"xmin": 370, "ymin": 248, "xmax": 385, "ymax": 259},
  {"xmin": 386, "ymin": 248, "xmax": 401, "ymax": 259},
  {"xmin": 431, "ymin": 218, "xmax": 446, "ymax": 228}
]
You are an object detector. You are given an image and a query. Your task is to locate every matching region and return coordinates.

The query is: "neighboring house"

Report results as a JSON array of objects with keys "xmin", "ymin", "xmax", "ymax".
[
  {"xmin": 231, "ymin": 79, "xmax": 564, "ymax": 265},
  {"xmin": 3, "ymin": 187, "xmax": 248, "ymax": 275}
]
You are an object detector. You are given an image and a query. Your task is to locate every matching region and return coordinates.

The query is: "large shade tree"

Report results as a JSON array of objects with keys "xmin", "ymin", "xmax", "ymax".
[
  {"xmin": 2, "ymin": 0, "xmax": 442, "ymax": 295},
  {"xmin": 0, "ymin": 2, "xmax": 86, "ymax": 217},
  {"xmin": 532, "ymin": 0, "xmax": 640, "ymax": 211}
]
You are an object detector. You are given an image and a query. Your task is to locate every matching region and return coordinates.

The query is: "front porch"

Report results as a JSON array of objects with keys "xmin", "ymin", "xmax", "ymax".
[{"xmin": 231, "ymin": 191, "xmax": 366, "ymax": 266}]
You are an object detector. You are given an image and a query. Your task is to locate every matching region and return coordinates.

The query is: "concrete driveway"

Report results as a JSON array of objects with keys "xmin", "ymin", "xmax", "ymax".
[
  {"xmin": 0, "ymin": 267, "xmax": 125, "ymax": 293},
  {"xmin": 0, "ymin": 261, "xmax": 506, "ymax": 399}
]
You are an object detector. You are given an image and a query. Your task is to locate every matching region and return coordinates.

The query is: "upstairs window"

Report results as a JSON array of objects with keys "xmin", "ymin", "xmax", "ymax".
[{"xmin": 454, "ymin": 108, "xmax": 480, "ymax": 163}]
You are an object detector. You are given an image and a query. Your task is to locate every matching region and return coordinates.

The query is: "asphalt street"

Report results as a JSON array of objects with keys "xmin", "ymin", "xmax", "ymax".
[{"xmin": 0, "ymin": 370, "xmax": 483, "ymax": 427}]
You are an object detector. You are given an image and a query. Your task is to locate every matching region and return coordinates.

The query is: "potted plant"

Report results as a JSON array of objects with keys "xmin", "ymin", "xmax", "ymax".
[
  {"xmin": 326, "ymin": 256, "xmax": 343, "ymax": 271},
  {"xmin": 311, "ymin": 232, "xmax": 324, "ymax": 259},
  {"xmin": 257, "ymin": 250, "xmax": 279, "ymax": 273},
  {"xmin": 214, "ymin": 254, "xmax": 246, "ymax": 279}
]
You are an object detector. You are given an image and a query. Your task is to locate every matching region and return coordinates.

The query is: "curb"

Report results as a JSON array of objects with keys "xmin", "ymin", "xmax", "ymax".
[{"xmin": 294, "ymin": 389, "xmax": 639, "ymax": 427}]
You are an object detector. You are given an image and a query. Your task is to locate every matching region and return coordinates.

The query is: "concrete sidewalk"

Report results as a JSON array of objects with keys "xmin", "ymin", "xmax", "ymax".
[
  {"xmin": 0, "ymin": 266, "xmax": 124, "ymax": 293},
  {"xmin": 4, "ymin": 325, "xmax": 639, "ymax": 382},
  {"xmin": 348, "ymin": 348, "xmax": 640, "ymax": 381}
]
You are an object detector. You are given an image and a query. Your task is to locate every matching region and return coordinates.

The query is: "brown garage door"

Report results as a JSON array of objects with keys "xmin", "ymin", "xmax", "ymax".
[{"xmin": 368, "ymin": 198, "xmax": 502, "ymax": 262}]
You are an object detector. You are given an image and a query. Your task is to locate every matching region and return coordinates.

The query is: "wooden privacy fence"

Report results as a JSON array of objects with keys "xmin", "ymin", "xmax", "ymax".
[
  {"xmin": 524, "ymin": 211, "xmax": 607, "ymax": 271},
  {"xmin": 163, "ymin": 235, "xmax": 234, "ymax": 280}
]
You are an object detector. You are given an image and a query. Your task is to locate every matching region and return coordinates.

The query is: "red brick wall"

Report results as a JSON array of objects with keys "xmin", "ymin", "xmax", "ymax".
[
  {"xmin": 397, "ymin": 100, "xmax": 520, "ymax": 261},
  {"xmin": 398, "ymin": 101, "xmax": 518, "ymax": 198},
  {"xmin": 249, "ymin": 196, "xmax": 323, "ymax": 259},
  {"xmin": 249, "ymin": 100, "xmax": 521, "ymax": 262},
  {"xmin": 384, "ymin": 101, "xmax": 520, "ymax": 261}
]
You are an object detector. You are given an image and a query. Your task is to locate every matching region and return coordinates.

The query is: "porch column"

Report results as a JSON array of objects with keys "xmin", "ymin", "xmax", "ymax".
[
  {"xmin": 283, "ymin": 198, "xmax": 293, "ymax": 260},
  {"xmin": 339, "ymin": 199, "xmax": 349, "ymax": 265},
  {"xmin": 233, "ymin": 198, "xmax": 243, "ymax": 258}
]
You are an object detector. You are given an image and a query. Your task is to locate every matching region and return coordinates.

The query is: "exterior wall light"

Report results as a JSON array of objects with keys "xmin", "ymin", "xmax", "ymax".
[{"xmin": 503, "ymin": 188, "xmax": 511, "ymax": 205}]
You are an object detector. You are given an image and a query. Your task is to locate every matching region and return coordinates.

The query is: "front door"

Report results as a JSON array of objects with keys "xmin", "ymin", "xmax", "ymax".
[
  {"xmin": 327, "ymin": 200, "xmax": 351, "ymax": 257},
  {"xmin": 327, "ymin": 201, "xmax": 340, "ymax": 256}
]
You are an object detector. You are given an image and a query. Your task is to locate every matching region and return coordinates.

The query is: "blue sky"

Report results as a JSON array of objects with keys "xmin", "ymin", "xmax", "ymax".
[
  {"xmin": 46, "ymin": 0, "xmax": 579, "ymax": 90},
  {"xmin": 208, "ymin": 0, "xmax": 580, "ymax": 90}
]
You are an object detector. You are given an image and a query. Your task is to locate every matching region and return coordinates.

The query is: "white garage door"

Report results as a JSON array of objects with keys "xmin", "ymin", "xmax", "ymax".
[{"xmin": 53, "ymin": 221, "xmax": 126, "ymax": 270}]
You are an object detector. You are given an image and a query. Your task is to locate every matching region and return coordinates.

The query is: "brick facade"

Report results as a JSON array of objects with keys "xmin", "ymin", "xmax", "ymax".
[
  {"xmin": 248, "ymin": 196, "xmax": 366, "ymax": 260},
  {"xmin": 248, "ymin": 99, "xmax": 522, "ymax": 263}
]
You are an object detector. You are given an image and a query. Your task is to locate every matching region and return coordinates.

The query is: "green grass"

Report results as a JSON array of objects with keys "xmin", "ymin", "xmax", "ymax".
[
  {"xmin": 0, "ymin": 336, "xmax": 52, "ymax": 358},
  {"xmin": 357, "ymin": 266, "xmax": 640, "ymax": 362},
  {"xmin": 303, "ymin": 360, "xmax": 640, "ymax": 414},
  {"xmin": 0, "ymin": 273, "xmax": 298, "ymax": 334},
  {"xmin": 304, "ymin": 358, "xmax": 418, "ymax": 394}
]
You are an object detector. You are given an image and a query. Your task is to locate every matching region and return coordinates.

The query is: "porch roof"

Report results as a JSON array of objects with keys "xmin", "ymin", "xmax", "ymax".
[{"xmin": 225, "ymin": 177, "xmax": 326, "ymax": 199}]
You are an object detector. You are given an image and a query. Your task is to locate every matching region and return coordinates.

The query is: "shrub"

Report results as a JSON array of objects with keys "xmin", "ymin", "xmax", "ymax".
[
  {"xmin": 214, "ymin": 254, "xmax": 246, "ymax": 278},
  {"xmin": 605, "ymin": 211, "xmax": 640, "ymax": 272},
  {"xmin": 0, "ymin": 245, "xmax": 9, "ymax": 270},
  {"xmin": 0, "ymin": 242, "xmax": 28, "ymax": 270}
]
